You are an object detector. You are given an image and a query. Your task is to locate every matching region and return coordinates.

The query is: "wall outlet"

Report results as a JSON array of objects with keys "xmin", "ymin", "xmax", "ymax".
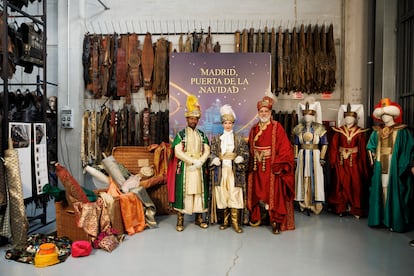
[{"xmin": 61, "ymin": 107, "xmax": 74, "ymax": 129}]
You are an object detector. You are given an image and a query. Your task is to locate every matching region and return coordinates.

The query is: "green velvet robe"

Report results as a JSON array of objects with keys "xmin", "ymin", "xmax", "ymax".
[
  {"xmin": 169, "ymin": 128, "xmax": 210, "ymax": 210},
  {"xmin": 367, "ymin": 125, "xmax": 414, "ymax": 232}
]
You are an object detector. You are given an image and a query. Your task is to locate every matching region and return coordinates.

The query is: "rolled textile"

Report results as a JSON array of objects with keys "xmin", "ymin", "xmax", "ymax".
[
  {"xmin": 55, "ymin": 163, "xmax": 90, "ymax": 205},
  {"xmin": 101, "ymin": 155, "xmax": 126, "ymax": 187},
  {"xmin": 3, "ymin": 138, "xmax": 28, "ymax": 246},
  {"xmin": 84, "ymin": 165, "xmax": 109, "ymax": 189}
]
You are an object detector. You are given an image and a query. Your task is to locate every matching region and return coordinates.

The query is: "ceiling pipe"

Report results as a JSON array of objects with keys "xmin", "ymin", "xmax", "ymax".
[{"xmin": 97, "ymin": 0, "xmax": 109, "ymax": 10}]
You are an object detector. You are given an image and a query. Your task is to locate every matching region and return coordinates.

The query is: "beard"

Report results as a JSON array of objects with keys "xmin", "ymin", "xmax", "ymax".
[{"xmin": 259, "ymin": 115, "xmax": 271, "ymax": 123}]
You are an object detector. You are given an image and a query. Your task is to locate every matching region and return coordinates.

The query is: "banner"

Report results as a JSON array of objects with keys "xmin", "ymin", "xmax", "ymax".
[{"xmin": 169, "ymin": 53, "xmax": 271, "ymax": 141}]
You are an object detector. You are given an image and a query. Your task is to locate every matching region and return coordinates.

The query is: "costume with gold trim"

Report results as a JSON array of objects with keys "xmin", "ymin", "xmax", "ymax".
[
  {"xmin": 328, "ymin": 103, "xmax": 370, "ymax": 217},
  {"xmin": 366, "ymin": 98, "xmax": 414, "ymax": 232}
]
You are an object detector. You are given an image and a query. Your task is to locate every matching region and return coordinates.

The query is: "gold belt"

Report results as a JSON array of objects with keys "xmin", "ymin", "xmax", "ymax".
[
  {"xmin": 253, "ymin": 146, "xmax": 271, "ymax": 171},
  {"xmin": 339, "ymin": 146, "xmax": 358, "ymax": 166},
  {"xmin": 301, "ymin": 144, "xmax": 319, "ymax": 150},
  {"xmin": 220, "ymin": 152, "xmax": 236, "ymax": 160},
  {"xmin": 339, "ymin": 146, "xmax": 358, "ymax": 159},
  {"xmin": 380, "ymin": 147, "xmax": 392, "ymax": 155},
  {"xmin": 186, "ymin": 152, "xmax": 201, "ymax": 158}
]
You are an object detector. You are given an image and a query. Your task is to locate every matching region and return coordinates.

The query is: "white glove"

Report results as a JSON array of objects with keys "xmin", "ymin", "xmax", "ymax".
[
  {"xmin": 187, "ymin": 165, "xmax": 197, "ymax": 172},
  {"xmin": 211, "ymin": 157, "xmax": 221, "ymax": 166},
  {"xmin": 234, "ymin": 156, "xmax": 244, "ymax": 164},
  {"xmin": 193, "ymin": 159, "xmax": 203, "ymax": 169}
]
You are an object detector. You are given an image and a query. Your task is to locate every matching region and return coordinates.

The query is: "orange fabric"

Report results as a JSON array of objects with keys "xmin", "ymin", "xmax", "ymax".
[
  {"xmin": 119, "ymin": 193, "xmax": 146, "ymax": 235},
  {"xmin": 107, "ymin": 177, "xmax": 145, "ymax": 235}
]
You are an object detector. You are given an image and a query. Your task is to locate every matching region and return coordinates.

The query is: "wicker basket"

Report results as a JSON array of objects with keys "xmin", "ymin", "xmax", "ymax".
[
  {"xmin": 55, "ymin": 201, "xmax": 90, "ymax": 241},
  {"xmin": 112, "ymin": 146, "xmax": 171, "ymax": 215},
  {"xmin": 55, "ymin": 196, "xmax": 125, "ymax": 241}
]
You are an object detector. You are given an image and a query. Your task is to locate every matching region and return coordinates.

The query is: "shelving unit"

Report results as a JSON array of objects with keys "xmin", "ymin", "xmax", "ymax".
[{"xmin": 1, "ymin": 0, "xmax": 49, "ymax": 231}]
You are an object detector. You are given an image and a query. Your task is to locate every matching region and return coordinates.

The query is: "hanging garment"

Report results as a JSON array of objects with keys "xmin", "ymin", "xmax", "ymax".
[
  {"xmin": 241, "ymin": 28, "xmax": 248, "ymax": 53},
  {"xmin": 276, "ymin": 26, "xmax": 284, "ymax": 93},
  {"xmin": 234, "ymin": 30, "xmax": 241, "ymax": 52},
  {"xmin": 87, "ymin": 35, "xmax": 100, "ymax": 97},
  {"xmin": 283, "ymin": 28, "xmax": 291, "ymax": 92},
  {"xmin": 305, "ymin": 24, "xmax": 315, "ymax": 93},
  {"xmin": 116, "ymin": 35, "xmax": 128, "ymax": 97},
  {"xmin": 205, "ymin": 27, "xmax": 213, "ymax": 53},
  {"xmin": 255, "ymin": 28, "xmax": 263, "ymax": 53},
  {"xmin": 298, "ymin": 24, "xmax": 306, "ymax": 92},
  {"xmin": 327, "ymin": 23, "xmax": 336, "ymax": 92},
  {"xmin": 82, "ymin": 34, "xmax": 91, "ymax": 88},
  {"xmin": 263, "ymin": 26, "xmax": 269, "ymax": 53},
  {"xmin": 320, "ymin": 24, "xmax": 329, "ymax": 92},
  {"xmin": 141, "ymin": 33, "xmax": 154, "ymax": 106},
  {"xmin": 178, "ymin": 33, "xmax": 184, "ymax": 52},
  {"xmin": 313, "ymin": 24, "xmax": 323, "ymax": 93},
  {"xmin": 153, "ymin": 37, "xmax": 169, "ymax": 101},
  {"xmin": 270, "ymin": 27, "xmax": 276, "ymax": 93},
  {"xmin": 128, "ymin": 33, "xmax": 142, "ymax": 95},
  {"xmin": 291, "ymin": 27, "xmax": 299, "ymax": 91}
]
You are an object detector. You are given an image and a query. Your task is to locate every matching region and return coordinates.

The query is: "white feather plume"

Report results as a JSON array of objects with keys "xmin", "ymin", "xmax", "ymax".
[{"xmin": 220, "ymin": 104, "xmax": 236, "ymax": 121}]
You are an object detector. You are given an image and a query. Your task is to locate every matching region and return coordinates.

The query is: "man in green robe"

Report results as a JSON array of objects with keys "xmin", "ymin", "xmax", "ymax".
[{"xmin": 167, "ymin": 95, "xmax": 210, "ymax": 232}]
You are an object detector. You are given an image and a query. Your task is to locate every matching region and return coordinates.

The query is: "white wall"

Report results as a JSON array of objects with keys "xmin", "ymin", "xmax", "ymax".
[{"xmin": 56, "ymin": 0, "xmax": 369, "ymax": 184}]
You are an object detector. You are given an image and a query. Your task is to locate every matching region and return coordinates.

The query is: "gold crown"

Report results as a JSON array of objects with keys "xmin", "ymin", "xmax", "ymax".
[
  {"xmin": 302, "ymin": 102, "xmax": 316, "ymax": 116},
  {"xmin": 344, "ymin": 103, "xmax": 357, "ymax": 118}
]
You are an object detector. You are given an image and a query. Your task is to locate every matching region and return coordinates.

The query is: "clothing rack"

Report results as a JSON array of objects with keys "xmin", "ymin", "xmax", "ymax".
[{"xmin": 85, "ymin": 18, "xmax": 336, "ymax": 37}]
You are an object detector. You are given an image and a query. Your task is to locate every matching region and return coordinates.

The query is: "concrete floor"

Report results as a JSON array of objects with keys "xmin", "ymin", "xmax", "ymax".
[{"xmin": 1, "ymin": 204, "xmax": 413, "ymax": 276}]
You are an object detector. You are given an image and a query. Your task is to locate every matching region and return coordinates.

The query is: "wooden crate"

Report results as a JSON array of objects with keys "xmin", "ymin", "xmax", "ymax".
[{"xmin": 112, "ymin": 146, "xmax": 171, "ymax": 215}]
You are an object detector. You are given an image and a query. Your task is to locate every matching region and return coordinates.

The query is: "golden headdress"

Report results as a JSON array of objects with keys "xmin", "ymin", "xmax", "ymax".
[
  {"xmin": 184, "ymin": 94, "xmax": 201, "ymax": 118},
  {"xmin": 337, "ymin": 103, "xmax": 365, "ymax": 128},
  {"xmin": 298, "ymin": 97, "xmax": 322, "ymax": 124},
  {"xmin": 372, "ymin": 98, "xmax": 402, "ymax": 123},
  {"xmin": 220, "ymin": 104, "xmax": 236, "ymax": 123}
]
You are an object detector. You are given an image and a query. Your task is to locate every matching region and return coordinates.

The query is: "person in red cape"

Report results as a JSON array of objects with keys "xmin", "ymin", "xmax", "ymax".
[{"xmin": 247, "ymin": 95, "xmax": 295, "ymax": 234}]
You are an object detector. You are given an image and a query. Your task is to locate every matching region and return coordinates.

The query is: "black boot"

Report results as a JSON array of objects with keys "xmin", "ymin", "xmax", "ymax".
[{"xmin": 271, "ymin": 221, "xmax": 281, "ymax": 235}]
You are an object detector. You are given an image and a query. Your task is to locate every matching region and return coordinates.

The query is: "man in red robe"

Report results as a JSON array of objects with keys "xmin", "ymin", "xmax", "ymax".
[{"xmin": 247, "ymin": 96, "xmax": 295, "ymax": 234}]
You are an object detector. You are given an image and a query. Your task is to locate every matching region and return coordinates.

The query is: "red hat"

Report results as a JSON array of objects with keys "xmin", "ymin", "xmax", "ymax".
[
  {"xmin": 372, "ymin": 98, "xmax": 402, "ymax": 123},
  {"xmin": 257, "ymin": 96, "xmax": 273, "ymax": 111},
  {"xmin": 72, "ymin": 240, "xmax": 92, "ymax": 257}
]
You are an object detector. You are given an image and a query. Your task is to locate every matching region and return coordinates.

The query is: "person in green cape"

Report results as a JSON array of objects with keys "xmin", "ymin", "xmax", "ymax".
[{"xmin": 167, "ymin": 94, "xmax": 210, "ymax": 232}]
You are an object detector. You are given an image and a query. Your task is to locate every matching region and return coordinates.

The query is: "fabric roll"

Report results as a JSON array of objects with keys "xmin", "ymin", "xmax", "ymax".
[
  {"xmin": 101, "ymin": 155, "xmax": 126, "ymax": 187},
  {"xmin": 3, "ymin": 138, "xmax": 28, "ymax": 246},
  {"xmin": 84, "ymin": 165, "xmax": 109, "ymax": 189}
]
